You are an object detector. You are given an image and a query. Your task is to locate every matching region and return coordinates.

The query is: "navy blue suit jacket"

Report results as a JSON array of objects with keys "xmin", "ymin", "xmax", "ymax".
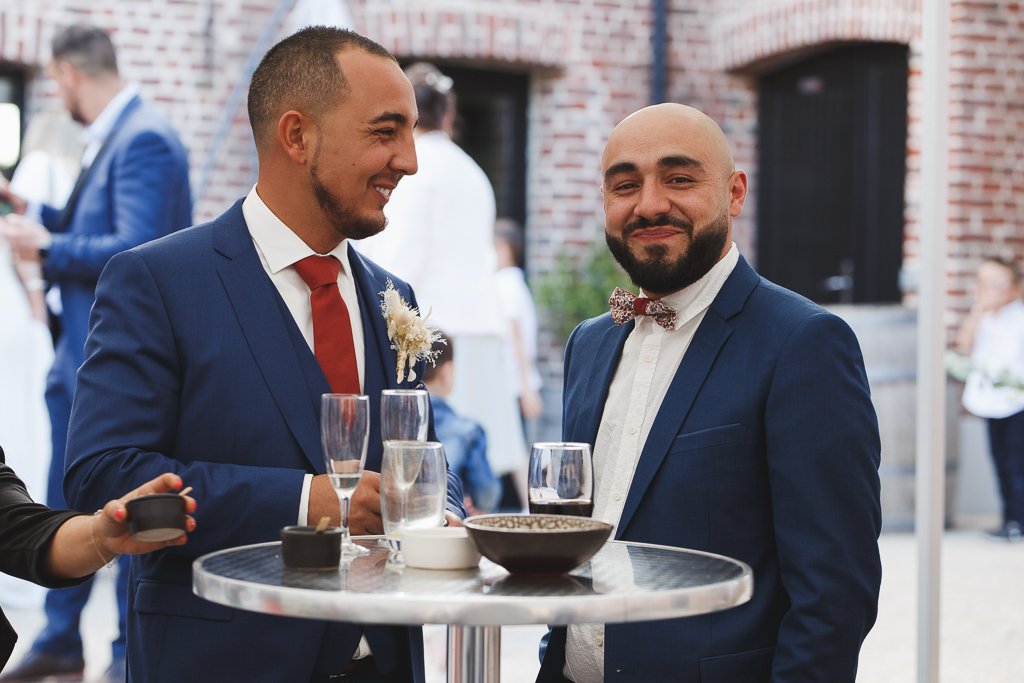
[
  {"xmin": 40, "ymin": 94, "xmax": 192, "ymax": 397},
  {"xmin": 538, "ymin": 257, "xmax": 881, "ymax": 683},
  {"xmin": 63, "ymin": 201, "xmax": 465, "ymax": 682}
]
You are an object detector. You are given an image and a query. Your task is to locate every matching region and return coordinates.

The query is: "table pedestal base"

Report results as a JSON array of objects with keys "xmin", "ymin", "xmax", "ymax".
[{"xmin": 447, "ymin": 625, "xmax": 501, "ymax": 683}]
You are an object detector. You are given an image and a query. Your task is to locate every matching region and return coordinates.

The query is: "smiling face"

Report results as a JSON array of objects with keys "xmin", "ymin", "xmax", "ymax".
[
  {"xmin": 307, "ymin": 49, "xmax": 418, "ymax": 242},
  {"xmin": 601, "ymin": 104, "xmax": 747, "ymax": 298}
]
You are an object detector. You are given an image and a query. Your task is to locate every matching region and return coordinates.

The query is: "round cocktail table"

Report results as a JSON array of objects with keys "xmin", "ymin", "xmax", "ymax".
[{"xmin": 193, "ymin": 536, "xmax": 752, "ymax": 682}]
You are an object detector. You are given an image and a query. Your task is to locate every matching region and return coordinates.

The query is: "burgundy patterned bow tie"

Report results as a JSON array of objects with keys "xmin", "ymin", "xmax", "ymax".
[{"xmin": 609, "ymin": 287, "xmax": 677, "ymax": 330}]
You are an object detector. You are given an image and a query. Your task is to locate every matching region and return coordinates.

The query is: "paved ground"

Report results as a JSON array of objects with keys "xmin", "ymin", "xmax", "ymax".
[{"xmin": 3, "ymin": 530, "xmax": 1022, "ymax": 682}]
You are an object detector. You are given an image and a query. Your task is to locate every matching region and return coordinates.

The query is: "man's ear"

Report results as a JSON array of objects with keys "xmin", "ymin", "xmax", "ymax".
[
  {"xmin": 276, "ymin": 110, "xmax": 315, "ymax": 165},
  {"xmin": 728, "ymin": 170, "xmax": 748, "ymax": 218},
  {"xmin": 50, "ymin": 59, "xmax": 80, "ymax": 88}
]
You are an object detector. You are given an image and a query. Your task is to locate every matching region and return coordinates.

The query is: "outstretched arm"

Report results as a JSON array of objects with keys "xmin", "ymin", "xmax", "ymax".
[{"xmin": 45, "ymin": 472, "xmax": 197, "ymax": 580}]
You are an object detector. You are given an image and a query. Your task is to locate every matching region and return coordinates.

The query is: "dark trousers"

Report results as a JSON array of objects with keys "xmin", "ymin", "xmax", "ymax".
[
  {"xmin": 987, "ymin": 409, "xmax": 1024, "ymax": 525},
  {"xmin": 34, "ymin": 381, "xmax": 128, "ymax": 662}
]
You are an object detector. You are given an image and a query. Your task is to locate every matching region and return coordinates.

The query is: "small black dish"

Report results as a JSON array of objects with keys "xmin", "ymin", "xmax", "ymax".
[
  {"xmin": 280, "ymin": 526, "xmax": 342, "ymax": 571},
  {"xmin": 125, "ymin": 493, "xmax": 187, "ymax": 542}
]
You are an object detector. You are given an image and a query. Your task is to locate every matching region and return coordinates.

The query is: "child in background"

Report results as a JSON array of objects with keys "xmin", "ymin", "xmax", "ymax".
[
  {"xmin": 424, "ymin": 334, "xmax": 501, "ymax": 514},
  {"xmin": 955, "ymin": 256, "xmax": 1024, "ymax": 542}
]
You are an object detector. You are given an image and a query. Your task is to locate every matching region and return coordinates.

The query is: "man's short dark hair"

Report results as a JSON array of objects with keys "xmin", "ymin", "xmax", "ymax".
[
  {"xmin": 51, "ymin": 24, "xmax": 118, "ymax": 76},
  {"xmin": 423, "ymin": 331, "xmax": 453, "ymax": 383},
  {"xmin": 247, "ymin": 26, "xmax": 396, "ymax": 150}
]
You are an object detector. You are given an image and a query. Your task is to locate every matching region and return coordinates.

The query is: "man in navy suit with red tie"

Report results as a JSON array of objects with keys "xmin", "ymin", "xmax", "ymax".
[
  {"xmin": 61, "ymin": 27, "xmax": 465, "ymax": 682},
  {"xmin": 538, "ymin": 104, "xmax": 881, "ymax": 682}
]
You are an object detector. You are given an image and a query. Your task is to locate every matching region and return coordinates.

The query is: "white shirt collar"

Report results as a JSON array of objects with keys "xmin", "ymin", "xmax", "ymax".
[
  {"xmin": 242, "ymin": 185, "xmax": 353, "ymax": 275},
  {"xmin": 84, "ymin": 83, "xmax": 140, "ymax": 147},
  {"xmin": 640, "ymin": 242, "xmax": 739, "ymax": 329}
]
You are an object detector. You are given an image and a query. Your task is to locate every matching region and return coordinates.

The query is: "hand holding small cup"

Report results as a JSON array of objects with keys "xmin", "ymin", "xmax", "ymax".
[{"xmin": 94, "ymin": 473, "xmax": 197, "ymax": 560}]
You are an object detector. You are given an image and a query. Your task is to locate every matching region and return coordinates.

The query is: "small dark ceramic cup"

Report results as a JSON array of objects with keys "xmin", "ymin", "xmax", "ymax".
[
  {"xmin": 280, "ymin": 526, "xmax": 342, "ymax": 570},
  {"xmin": 125, "ymin": 494, "xmax": 188, "ymax": 542}
]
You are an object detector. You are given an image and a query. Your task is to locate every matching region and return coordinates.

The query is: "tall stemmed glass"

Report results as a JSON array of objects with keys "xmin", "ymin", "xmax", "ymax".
[
  {"xmin": 528, "ymin": 442, "xmax": 594, "ymax": 517},
  {"xmin": 379, "ymin": 389, "xmax": 432, "ymax": 556},
  {"xmin": 321, "ymin": 394, "xmax": 370, "ymax": 559},
  {"xmin": 380, "ymin": 389, "xmax": 430, "ymax": 442},
  {"xmin": 380, "ymin": 440, "xmax": 446, "ymax": 565}
]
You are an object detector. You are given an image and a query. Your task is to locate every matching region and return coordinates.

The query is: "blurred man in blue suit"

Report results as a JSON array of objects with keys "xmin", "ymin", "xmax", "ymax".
[
  {"xmin": 537, "ymin": 103, "xmax": 882, "ymax": 682},
  {"xmin": 59, "ymin": 27, "xmax": 464, "ymax": 683},
  {"xmin": 0, "ymin": 23, "xmax": 191, "ymax": 683}
]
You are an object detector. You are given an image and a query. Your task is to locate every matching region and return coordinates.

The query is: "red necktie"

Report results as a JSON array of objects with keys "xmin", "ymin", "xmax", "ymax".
[{"xmin": 293, "ymin": 255, "xmax": 360, "ymax": 394}]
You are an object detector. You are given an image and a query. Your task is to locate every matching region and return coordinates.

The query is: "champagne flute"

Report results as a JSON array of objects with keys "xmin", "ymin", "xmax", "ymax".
[
  {"xmin": 380, "ymin": 440, "xmax": 446, "ymax": 565},
  {"xmin": 528, "ymin": 442, "xmax": 594, "ymax": 517},
  {"xmin": 321, "ymin": 394, "xmax": 370, "ymax": 559},
  {"xmin": 380, "ymin": 389, "xmax": 430, "ymax": 442}
]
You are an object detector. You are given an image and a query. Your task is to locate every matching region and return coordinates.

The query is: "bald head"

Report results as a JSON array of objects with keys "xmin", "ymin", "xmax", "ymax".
[
  {"xmin": 603, "ymin": 103, "xmax": 735, "ymax": 182},
  {"xmin": 599, "ymin": 103, "xmax": 747, "ymax": 297}
]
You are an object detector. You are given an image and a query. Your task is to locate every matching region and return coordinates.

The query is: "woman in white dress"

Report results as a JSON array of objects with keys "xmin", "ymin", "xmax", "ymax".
[{"xmin": 0, "ymin": 109, "xmax": 81, "ymax": 608}]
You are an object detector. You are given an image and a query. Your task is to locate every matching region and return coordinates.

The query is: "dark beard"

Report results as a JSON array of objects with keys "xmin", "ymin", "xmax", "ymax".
[
  {"xmin": 309, "ymin": 145, "xmax": 387, "ymax": 241},
  {"xmin": 606, "ymin": 211, "xmax": 729, "ymax": 295}
]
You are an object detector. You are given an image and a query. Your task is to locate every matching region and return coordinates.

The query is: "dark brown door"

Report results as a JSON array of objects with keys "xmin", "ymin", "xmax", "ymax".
[{"xmin": 757, "ymin": 43, "xmax": 908, "ymax": 304}]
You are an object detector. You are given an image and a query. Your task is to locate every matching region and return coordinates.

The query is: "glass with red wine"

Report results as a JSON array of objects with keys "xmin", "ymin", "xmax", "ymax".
[{"xmin": 528, "ymin": 442, "xmax": 594, "ymax": 517}]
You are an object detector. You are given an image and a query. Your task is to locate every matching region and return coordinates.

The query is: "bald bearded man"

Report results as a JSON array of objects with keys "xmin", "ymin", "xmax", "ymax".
[{"xmin": 537, "ymin": 104, "xmax": 882, "ymax": 683}]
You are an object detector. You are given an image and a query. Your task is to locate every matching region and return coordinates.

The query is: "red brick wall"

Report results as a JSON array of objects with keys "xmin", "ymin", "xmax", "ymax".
[
  {"xmin": 945, "ymin": 0, "xmax": 1024, "ymax": 314},
  {"xmin": 3, "ymin": 0, "xmax": 1022, "ymax": 361},
  {"xmin": 0, "ymin": 0, "xmax": 285, "ymax": 222}
]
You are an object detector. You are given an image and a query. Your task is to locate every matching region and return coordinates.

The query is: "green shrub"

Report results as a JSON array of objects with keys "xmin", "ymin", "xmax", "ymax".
[{"xmin": 534, "ymin": 241, "xmax": 630, "ymax": 343}]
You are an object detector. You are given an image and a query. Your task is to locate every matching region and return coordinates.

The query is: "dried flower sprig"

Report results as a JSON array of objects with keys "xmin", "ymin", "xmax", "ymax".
[{"xmin": 380, "ymin": 280, "xmax": 445, "ymax": 383}]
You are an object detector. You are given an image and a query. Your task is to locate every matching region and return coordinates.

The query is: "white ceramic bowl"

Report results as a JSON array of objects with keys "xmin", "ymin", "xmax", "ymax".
[{"xmin": 402, "ymin": 526, "xmax": 482, "ymax": 570}]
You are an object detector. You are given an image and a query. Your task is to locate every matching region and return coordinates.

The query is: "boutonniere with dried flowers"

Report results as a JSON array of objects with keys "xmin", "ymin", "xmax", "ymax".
[{"xmin": 380, "ymin": 279, "xmax": 445, "ymax": 383}]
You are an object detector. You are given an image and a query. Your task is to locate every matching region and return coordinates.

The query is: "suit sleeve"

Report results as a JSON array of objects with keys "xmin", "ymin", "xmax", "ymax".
[
  {"xmin": 766, "ymin": 312, "xmax": 882, "ymax": 682},
  {"xmin": 63, "ymin": 250, "xmax": 308, "ymax": 556},
  {"xmin": 43, "ymin": 129, "xmax": 186, "ymax": 282}
]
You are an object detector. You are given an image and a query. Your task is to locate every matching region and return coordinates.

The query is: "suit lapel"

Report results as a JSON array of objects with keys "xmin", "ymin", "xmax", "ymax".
[
  {"xmin": 616, "ymin": 257, "xmax": 759, "ymax": 536},
  {"xmin": 56, "ymin": 96, "xmax": 142, "ymax": 231},
  {"xmin": 572, "ymin": 321, "xmax": 632, "ymax": 446},
  {"xmin": 214, "ymin": 204, "xmax": 325, "ymax": 473},
  {"xmin": 347, "ymin": 248, "xmax": 401, "ymax": 471}
]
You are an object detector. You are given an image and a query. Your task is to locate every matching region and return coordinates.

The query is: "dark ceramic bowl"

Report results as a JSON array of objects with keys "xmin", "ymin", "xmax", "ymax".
[
  {"xmin": 280, "ymin": 526, "xmax": 342, "ymax": 571},
  {"xmin": 463, "ymin": 514, "xmax": 613, "ymax": 575},
  {"xmin": 125, "ymin": 494, "xmax": 187, "ymax": 542}
]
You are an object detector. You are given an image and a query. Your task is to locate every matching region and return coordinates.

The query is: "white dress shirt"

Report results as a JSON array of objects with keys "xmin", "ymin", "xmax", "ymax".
[
  {"xmin": 563, "ymin": 244, "xmax": 739, "ymax": 683},
  {"xmin": 81, "ymin": 83, "xmax": 140, "ymax": 168}
]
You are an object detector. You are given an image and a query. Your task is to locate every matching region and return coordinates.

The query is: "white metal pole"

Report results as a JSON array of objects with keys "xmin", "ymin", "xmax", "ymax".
[{"xmin": 916, "ymin": 1, "xmax": 950, "ymax": 682}]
